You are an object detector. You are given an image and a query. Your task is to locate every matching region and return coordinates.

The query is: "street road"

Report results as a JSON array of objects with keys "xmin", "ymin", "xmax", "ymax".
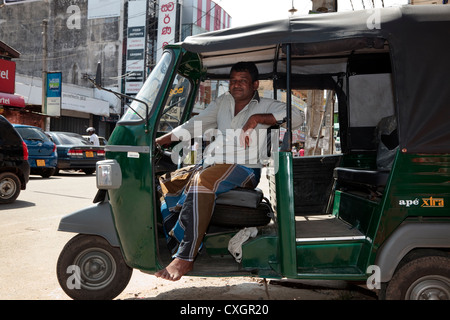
[
  {"xmin": 0, "ymin": 171, "xmax": 95, "ymax": 299},
  {"xmin": 0, "ymin": 170, "xmax": 375, "ymax": 300}
]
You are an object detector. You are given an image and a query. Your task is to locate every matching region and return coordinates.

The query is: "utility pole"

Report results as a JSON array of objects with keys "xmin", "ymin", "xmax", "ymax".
[
  {"xmin": 305, "ymin": 0, "xmax": 336, "ymax": 156},
  {"xmin": 41, "ymin": 19, "xmax": 49, "ymax": 130}
]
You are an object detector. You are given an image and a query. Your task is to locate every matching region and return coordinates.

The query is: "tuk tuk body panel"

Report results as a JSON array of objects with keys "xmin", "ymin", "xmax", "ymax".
[
  {"xmin": 106, "ymin": 124, "xmax": 158, "ymax": 270},
  {"xmin": 103, "ymin": 48, "xmax": 191, "ymax": 271},
  {"xmin": 273, "ymin": 152, "xmax": 298, "ymax": 278},
  {"xmin": 296, "ymin": 241, "xmax": 365, "ymax": 277},
  {"xmin": 373, "ymin": 152, "xmax": 450, "ymax": 250},
  {"xmin": 241, "ymin": 235, "xmax": 280, "ymax": 277}
]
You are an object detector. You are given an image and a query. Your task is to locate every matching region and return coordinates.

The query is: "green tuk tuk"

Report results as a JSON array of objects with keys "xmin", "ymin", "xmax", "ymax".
[{"xmin": 57, "ymin": 5, "xmax": 450, "ymax": 300}]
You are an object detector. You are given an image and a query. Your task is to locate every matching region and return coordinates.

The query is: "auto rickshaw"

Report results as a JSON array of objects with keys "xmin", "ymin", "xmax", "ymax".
[{"xmin": 56, "ymin": 5, "xmax": 450, "ymax": 300}]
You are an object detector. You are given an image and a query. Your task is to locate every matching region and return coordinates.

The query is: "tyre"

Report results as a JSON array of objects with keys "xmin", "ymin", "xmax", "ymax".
[
  {"xmin": 83, "ymin": 168, "xmax": 95, "ymax": 175},
  {"xmin": 41, "ymin": 167, "xmax": 56, "ymax": 178},
  {"xmin": 56, "ymin": 234, "xmax": 133, "ymax": 300},
  {"xmin": 384, "ymin": 251, "xmax": 450, "ymax": 300},
  {"xmin": 0, "ymin": 172, "xmax": 21, "ymax": 204}
]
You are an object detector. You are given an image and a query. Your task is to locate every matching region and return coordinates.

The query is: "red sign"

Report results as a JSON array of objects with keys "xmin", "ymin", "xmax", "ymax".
[
  {"xmin": 0, "ymin": 59, "xmax": 16, "ymax": 94},
  {"xmin": 0, "ymin": 92, "xmax": 25, "ymax": 108}
]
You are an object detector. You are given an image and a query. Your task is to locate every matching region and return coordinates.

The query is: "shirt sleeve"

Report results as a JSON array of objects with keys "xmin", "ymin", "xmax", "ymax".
[
  {"xmin": 171, "ymin": 95, "xmax": 222, "ymax": 140},
  {"xmin": 264, "ymin": 99, "xmax": 304, "ymax": 129}
]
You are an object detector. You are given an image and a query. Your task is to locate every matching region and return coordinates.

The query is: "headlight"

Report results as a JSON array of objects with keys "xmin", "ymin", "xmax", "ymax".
[{"xmin": 96, "ymin": 160, "xmax": 122, "ymax": 189}]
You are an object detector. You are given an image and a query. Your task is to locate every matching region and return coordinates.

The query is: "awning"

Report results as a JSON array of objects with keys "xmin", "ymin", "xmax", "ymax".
[{"xmin": 0, "ymin": 92, "xmax": 25, "ymax": 108}]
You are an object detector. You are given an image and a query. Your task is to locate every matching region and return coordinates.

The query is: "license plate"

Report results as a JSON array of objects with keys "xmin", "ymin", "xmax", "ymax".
[
  {"xmin": 36, "ymin": 159, "xmax": 45, "ymax": 166},
  {"xmin": 85, "ymin": 151, "xmax": 94, "ymax": 158}
]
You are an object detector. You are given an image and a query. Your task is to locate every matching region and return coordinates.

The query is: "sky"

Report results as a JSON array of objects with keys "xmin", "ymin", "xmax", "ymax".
[{"xmin": 215, "ymin": 0, "xmax": 410, "ymax": 27}]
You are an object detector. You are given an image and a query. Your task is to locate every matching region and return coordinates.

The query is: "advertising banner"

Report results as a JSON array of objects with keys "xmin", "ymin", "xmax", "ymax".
[
  {"xmin": 0, "ymin": 59, "xmax": 16, "ymax": 94},
  {"xmin": 125, "ymin": 0, "xmax": 147, "ymax": 95},
  {"xmin": 156, "ymin": 0, "xmax": 177, "ymax": 62},
  {"xmin": 0, "ymin": 92, "xmax": 25, "ymax": 108},
  {"xmin": 88, "ymin": 0, "xmax": 121, "ymax": 19},
  {"xmin": 46, "ymin": 72, "xmax": 62, "ymax": 117}
]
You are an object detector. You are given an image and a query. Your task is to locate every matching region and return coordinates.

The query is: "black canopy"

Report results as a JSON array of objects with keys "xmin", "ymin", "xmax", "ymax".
[{"xmin": 181, "ymin": 5, "xmax": 450, "ymax": 154}]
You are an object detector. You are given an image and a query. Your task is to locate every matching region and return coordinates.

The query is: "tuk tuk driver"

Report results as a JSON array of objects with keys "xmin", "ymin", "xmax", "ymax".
[{"xmin": 155, "ymin": 61, "xmax": 304, "ymax": 281}]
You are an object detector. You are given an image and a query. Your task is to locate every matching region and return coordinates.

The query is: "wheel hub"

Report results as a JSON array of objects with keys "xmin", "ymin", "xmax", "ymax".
[
  {"xmin": 75, "ymin": 248, "xmax": 117, "ymax": 290},
  {"xmin": 407, "ymin": 276, "xmax": 450, "ymax": 300},
  {"xmin": 0, "ymin": 178, "xmax": 16, "ymax": 198}
]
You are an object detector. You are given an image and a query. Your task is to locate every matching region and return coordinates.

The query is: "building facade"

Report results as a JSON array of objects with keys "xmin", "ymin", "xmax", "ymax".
[{"xmin": 0, "ymin": 0, "xmax": 231, "ymax": 138}]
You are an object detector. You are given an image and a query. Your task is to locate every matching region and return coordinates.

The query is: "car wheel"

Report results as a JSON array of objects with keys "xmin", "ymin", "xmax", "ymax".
[
  {"xmin": 0, "ymin": 172, "xmax": 21, "ymax": 204},
  {"xmin": 56, "ymin": 234, "xmax": 133, "ymax": 300},
  {"xmin": 41, "ymin": 168, "xmax": 56, "ymax": 178},
  {"xmin": 83, "ymin": 169, "xmax": 95, "ymax": 175},
  {"xmin": 384, "ymin": 251, "xmax": 450, "ymax": 300}
]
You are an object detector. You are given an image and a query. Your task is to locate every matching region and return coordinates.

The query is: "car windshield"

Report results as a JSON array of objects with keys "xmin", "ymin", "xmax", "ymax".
[
  {"xmin": 16, "ymin": 127, "xmax": 49, "ymax": 141},
  {"xmin": 121, "ymin": 51, "xmax": 173, "ymax": 122},
  {"xmin": 54, "ymin": 133, "xmax": 91, "ymax": 145}
]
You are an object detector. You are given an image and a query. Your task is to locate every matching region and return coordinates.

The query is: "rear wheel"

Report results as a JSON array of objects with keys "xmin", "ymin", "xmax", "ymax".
[
  {"xmin": 40, "ymin": 167, "xmax": 56, "ymax": 178},
  {"xmin": 384, "ymin": 251, "xmax": 450, "ymax": 300},
  {"xmin": 56, "ymin": 234, "xmax": 133, "ymax": 300},
  {"xmin": 0, "ymin": 172, "xmax": 21, "ymax": 204},
  {"xmin": 83, "ymin": 168, "xmax": 95, "ymax": 175}
]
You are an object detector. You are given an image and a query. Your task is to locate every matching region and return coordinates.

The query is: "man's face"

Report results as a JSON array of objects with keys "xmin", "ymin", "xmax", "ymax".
[{"xmin": 229, "ymin": 71, "xmax": 259, "ymax": 104}]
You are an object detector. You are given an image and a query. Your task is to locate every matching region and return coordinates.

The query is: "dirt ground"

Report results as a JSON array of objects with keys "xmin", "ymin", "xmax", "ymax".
[{"xmin": 113, "ymin": 272, "xmax": 376, "ymax": 300}]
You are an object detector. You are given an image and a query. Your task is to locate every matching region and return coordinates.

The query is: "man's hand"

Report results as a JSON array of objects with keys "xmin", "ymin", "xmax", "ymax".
[
  {"xmin": 240, "ymin": 114, "xmax": 277, "ymax": 148},
  {"xmin": 240, "ymin": 116, "xmax": 257, "ymax": 148},
  {"xmin": 156, "ymin": 133, "xmax": 175, "ymax": 146}
]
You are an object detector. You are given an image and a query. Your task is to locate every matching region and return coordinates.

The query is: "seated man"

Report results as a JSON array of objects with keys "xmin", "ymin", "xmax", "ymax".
[{"xmin": 155, "ymin": 61, "xmax": 303, "ymax": 281}]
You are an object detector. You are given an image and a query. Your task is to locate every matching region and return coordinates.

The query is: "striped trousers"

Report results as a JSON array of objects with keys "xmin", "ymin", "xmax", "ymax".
[{"xmin": 158, "ymin": 163, "xmax": 260, "ymax": 261}]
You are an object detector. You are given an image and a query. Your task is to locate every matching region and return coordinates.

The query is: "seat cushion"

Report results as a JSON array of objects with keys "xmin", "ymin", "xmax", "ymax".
[
  {"xmin": 334, "ymin": 167, "xmax": 390, "ymax": 187},
  {"xmin": 215, "ymin": 187, "xmax": 263, "ymax": 209}
]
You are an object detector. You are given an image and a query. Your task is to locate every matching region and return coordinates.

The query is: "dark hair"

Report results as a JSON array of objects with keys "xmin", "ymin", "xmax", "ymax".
[{"xmin": 230, "ymin": 62, "xmax": 259, "ymax": 83}]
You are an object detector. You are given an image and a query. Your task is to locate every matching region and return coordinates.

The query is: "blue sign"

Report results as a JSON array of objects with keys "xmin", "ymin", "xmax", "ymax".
[
  {"xmin": 46, "ymin": 72, "xmax": 62, "ymax": 116},
  {"xmin": 46, "ymin": 72, "xmax": 62, "ymax": 98}
]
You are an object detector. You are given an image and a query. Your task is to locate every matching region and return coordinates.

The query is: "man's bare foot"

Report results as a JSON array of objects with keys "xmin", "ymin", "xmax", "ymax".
[{"xmin": 155, "ymin": 258, "xmax": 194, "ymax": 281}]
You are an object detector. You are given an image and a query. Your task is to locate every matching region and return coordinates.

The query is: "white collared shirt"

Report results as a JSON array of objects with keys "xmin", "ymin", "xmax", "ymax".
[{"xmin": 172, "ymin": 91, "xmax": 303, "ymax": 167}]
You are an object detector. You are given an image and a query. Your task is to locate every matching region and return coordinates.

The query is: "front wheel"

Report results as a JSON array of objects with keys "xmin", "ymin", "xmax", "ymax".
[
  {"xmin": 56, "ymin": 234, "xmax": 133, "ymax": 300},
  {"xmin": 384, "ymin": 251, "xmax": 450, "ymax": 300}
]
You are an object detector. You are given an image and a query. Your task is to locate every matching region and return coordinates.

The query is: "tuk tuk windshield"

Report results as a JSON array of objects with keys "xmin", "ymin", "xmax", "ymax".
[{"xmin": 121, "ymin": 51, "xmax": 173, "ymax": 122}]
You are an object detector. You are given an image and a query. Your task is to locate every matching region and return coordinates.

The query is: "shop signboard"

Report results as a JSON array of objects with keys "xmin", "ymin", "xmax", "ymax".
[
  {"xmin": 156, "ymin": 0, "xmax": 177, "ymax": 62},
  {"xmin": 125, "ymin": 0, "xmax": 147, "ymax": 95},
  {"xmin": 0, "ymin": 59, "xmax": 16, "ymax": 94},
  {"xmin": 46, "ymin": 72, "xmax": 62, "ymax": 117}
]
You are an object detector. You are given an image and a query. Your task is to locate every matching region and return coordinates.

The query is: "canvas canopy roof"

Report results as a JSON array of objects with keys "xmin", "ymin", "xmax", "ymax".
[{"xmin": 180, "ymin": 5, "xmax": 450, "ymax": 154}]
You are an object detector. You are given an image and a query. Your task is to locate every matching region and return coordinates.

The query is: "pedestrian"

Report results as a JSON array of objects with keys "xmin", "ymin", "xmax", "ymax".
[{"xmin": 86, "ymin": 127, "xmax": 100, "ymax": 146}]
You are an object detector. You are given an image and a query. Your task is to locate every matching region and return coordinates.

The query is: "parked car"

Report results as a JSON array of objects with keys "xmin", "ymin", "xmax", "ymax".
[
  {"xmin": 46, "ymin": 131, "xmax": 105, "ymax": 175},
  {"xmin": 82, "ymin": 135, "xmax": 108, "ymax": 146},
  {"xmin": 13, "ymin": 124, "xmax": 57, "ymax": 178},
  {"xmin": 0, "ymin": 116, "xmax": 30, "ymax": 204}
]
